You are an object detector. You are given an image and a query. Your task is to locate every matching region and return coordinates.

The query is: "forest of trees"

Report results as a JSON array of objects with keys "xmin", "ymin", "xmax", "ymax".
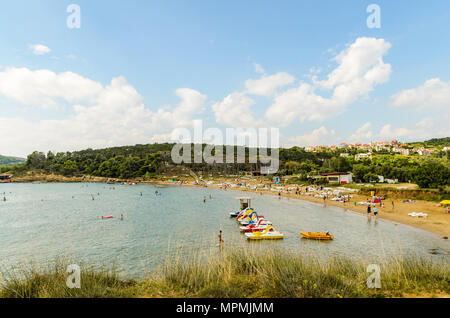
[{"xmin": 1, "ymin": 141, "xmax": 449, "ymax": 189}]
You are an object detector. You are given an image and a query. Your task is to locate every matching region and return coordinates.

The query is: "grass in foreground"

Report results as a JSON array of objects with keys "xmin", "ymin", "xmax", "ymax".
[{"xmin": 1, "ymin": 250, "xmax": 448, "ymax": 298}]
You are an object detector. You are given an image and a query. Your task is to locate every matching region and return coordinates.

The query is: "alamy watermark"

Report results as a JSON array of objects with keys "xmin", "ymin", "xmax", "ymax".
[
  {"xmin": 67, "ymin": 4, "xmax": 81, "ymax": 29},
  {"xmin": 367, "ymin": 4, "xmax": 381, "ymax": 29},
  {"xmin": 66, "ymin": 264, "xmax": 81, "ymax": 289},
  {"xmin": 170, "ymin": 120, "xmax": 280, "ymax": 174},
  {"xmin": 366, "ymin": 264, "xmax": 381, "ymax": 289}
]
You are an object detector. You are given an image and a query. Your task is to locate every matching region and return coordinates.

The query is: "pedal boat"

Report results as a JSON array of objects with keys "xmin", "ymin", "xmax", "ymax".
[
  {"xmin": 300, "ymin": 232, "xmax": 334, "ymax": 240},
  {"xmin": 236, "ymin": 208, "xmax": 255, "ymax": 220},
  {"xmin": 240, "ymin": 219, "xmax": 274, "ymax": 233},
  {"xmin": 245, "ymin": 225, "xmax": 284, "ymax": 240}
]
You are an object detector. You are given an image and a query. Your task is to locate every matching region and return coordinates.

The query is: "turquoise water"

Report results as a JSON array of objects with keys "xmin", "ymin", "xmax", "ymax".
[{"xmin": 0, "ymin": 183, "xmax": 448, "ymax": 278}]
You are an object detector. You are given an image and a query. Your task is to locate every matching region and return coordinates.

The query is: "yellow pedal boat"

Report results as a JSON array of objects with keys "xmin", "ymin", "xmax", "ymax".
[
  {"xmin": 300, "ymin": 232, "xmax": 334, "ymax": 240},
  {"xmin": 245, "ymin": 225, "xmax": 284, "ymax": 240}
]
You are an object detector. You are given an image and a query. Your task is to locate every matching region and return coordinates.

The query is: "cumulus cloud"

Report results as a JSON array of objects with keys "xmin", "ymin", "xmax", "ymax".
[
  {"xmin": 346, "ymin": 116, "xmax": 450, "ymax": 144},
  {"xmin": 29, "ymin": 44, "xmax": 51, "ymax": 55},
  {"xmin": 0, "ymin": 67, "xmax": 103, "ymax": 109},
  {"xmin": 266, "ymin": 37, "xmax": 392, "ymax": 126},
  {"xmin": 212, "ymin": 91, "xmax": 267, "ymax": 128},
  {"xmin": 349, "ymin": 122, "xmax": 373, "ymax": 141},
  {"xmin": 0, "ymin": 68, "xmax": 206, "ymax": 157},
  {"xmin": 245, "ymin": 72, "xmax": 295, "ymax": 97},
  {"xmin": 390, "ymin": 78, "xmax": 450, "ymax": 110},
  {"xmin": 282, "ymin": 126, "xmax": 336, "ymax": 148}
]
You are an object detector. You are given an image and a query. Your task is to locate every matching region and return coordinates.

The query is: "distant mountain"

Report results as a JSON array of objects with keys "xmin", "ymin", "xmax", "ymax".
[{"xmin": 0, "ymin": 155, "xmax": 26, "ymax": 166}]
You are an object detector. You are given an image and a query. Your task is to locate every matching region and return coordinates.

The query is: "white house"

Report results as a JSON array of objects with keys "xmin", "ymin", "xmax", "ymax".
[{"xmin": 355, "ymin": 153, "xmax": 372, "ymax": 160}]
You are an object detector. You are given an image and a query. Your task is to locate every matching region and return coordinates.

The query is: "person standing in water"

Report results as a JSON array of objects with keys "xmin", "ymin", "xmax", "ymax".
[
  {"xmin": 218, "ymin": 230, "xmax": 224, "ymax": 245},
  {"xmin": 367, "ymin": 205, "xmax": 372, "ymax": 217},
  {"xmin": 120, "ymin": 214, "xmax": 124, "ymax": 220},
  {"xmin": 203, "ymin": 196, "xmax": 206, "ymax": 203}
]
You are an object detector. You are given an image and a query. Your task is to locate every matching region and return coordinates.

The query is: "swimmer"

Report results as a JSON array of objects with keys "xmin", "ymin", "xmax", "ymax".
[
  {"xmin": 120, "ymin": 214, "xmax": 124, "ymax": 220},
  {"xmin": 203, "ymin": 196, "xmax": 206, "ymax": 203}
]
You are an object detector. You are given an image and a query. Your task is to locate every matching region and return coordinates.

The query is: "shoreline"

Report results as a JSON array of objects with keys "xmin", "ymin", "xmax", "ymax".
[
  {"xmin": 6, "ymin": 174, "xmax": 450, "ymax": 238},
  {"xmin": 157, "ymin": 180, "xmax": 450, "ymax": 238}
]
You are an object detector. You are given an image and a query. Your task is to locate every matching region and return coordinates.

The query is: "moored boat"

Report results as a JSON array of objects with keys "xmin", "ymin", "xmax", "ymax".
[
  {"xmin": 240, "ymin": 219, "xmax": 274, "ymax": 233},
  {"xmin": 300, "ymin": 232, "xmax": 334, "ymax": 240},
  {"xmin": 245, "ymin": 225, "xmax": 284, "ymax": 240}
]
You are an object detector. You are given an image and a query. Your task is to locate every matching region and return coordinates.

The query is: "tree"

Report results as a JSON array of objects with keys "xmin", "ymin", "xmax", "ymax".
[{"xmin": 413, "ymin": 161, "xmax": 450, "ymax": 188}]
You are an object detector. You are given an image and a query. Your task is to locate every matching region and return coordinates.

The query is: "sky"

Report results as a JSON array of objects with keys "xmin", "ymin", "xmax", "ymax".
[{"xmin": 0, "ymin": 0, "xmax": 449, "ymax": 157}]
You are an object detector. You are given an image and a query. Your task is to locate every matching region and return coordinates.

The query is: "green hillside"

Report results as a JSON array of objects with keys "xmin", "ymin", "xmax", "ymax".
[
  {"xmin": 408, "ymin": 137, "xmax": 450, "ymax": 148},
  {"xmin": 0, "ymin": 155, "xmax": 26, "ymax": 166}
]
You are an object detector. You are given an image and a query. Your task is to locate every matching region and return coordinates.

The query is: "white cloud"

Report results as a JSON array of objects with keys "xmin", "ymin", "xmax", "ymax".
[
  {"xmin": 346, "ymin": 117, "xmax": 450, "ymax": 144},
  {"xmin": 378, "ymin": 124, "xmax": 410, "ymax": 139},
  {"xmin": 0, "ymin": 67, "xmax": 103, "ymax": 109},
  {"xmin": 212, "ymin": 71, "xmax": 294, "ymax": 127},
  {"xmin": 349, "ymin": 122, "xmax": 373, "ymax": 141},
  {"xmin": 29, "ymin": 44, "xmax": 51, "ymax": 55},
  {"xmin": 266, "ymin": 37, "xmax": 392, "ymax": 126},
  {"xmin": 0, "ymin": 69, "xmax": 206, "ymax": 157},
  {"xmin": 282, "ymin": 126, "xmax": 336, "ymax": 148},
  {"xmin": 212, "ymin": 91, "xmax": 267, "ymax": 128},
  {"xmin": 245, "ymin": 72, "xmax": 295, "ymax": 97},
  {"xmin": 390, "ymin": 78, "xmax": 450, "ymax": 110}
]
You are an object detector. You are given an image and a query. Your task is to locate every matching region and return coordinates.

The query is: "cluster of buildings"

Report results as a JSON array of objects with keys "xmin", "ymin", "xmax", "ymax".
[{"xmin": 305, "ymin": 139, "xmax": 441, "ymax": 157}]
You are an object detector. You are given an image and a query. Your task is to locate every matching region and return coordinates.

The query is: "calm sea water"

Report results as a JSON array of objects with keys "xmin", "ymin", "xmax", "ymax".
[{"xmin": 0, "ymin": 183, "xmax": 448, "ymax": 278}]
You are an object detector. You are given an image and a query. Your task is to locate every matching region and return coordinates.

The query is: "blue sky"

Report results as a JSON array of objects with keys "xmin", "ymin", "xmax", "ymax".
[{"xmin": 0, "ymin": 0, "xmax": 449, "ymax": 157}]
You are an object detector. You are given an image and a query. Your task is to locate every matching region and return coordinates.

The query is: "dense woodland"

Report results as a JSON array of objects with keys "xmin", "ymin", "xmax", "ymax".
[{"xmin": 1, "ymin": 138, "xmax": 449, "ymax": 189}]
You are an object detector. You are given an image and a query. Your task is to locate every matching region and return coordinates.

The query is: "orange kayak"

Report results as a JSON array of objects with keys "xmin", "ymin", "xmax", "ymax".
[{"xmin": 300, "ymin": 232, "xmax": 333, "ymax": 240}]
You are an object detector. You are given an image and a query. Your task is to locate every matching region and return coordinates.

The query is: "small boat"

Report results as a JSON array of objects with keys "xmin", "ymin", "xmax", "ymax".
[
  {"xmin": 240, "ymin": 219, "xmax": 274, "ymax": 233},
  {"xmin": 239, "ymin": 216, "xmax": 268, "ymax": 226},
  {"xmin": 236, "ymin": 208, "xmax": 255, "ymax": 220},
  {"xmin": 102, "ymin": 216, "xmax": 114, "ymax": 219},
  {"xmin": 245, "ymin": 225, "xmax": 284, "ymax": 240},
  {"xmin": 300, "ymin": 232, "xmax": 333, "ymax": 240},
  {"xmin": 239, "ymin": 211, "xmax": 265, "ymax": 225}
]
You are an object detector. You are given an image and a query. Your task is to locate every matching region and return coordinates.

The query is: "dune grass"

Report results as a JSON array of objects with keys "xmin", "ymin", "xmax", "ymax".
[{"xmin": 1, "ymin": 248, "xmax": 448, "ymax": 298}]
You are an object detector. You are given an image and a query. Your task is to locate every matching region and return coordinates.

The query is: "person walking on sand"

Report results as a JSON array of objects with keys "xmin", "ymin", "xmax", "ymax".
[
  {"xmin": 367, "ymin": 205, "xmax": 372, "ymax": 217},
  {"xmin": 392, "ymin": 201, "xmax": 394, "ymax": 211},
  {"xmin": 373, "ymin": 207, "xmax": 378, "ymax": 220}
]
